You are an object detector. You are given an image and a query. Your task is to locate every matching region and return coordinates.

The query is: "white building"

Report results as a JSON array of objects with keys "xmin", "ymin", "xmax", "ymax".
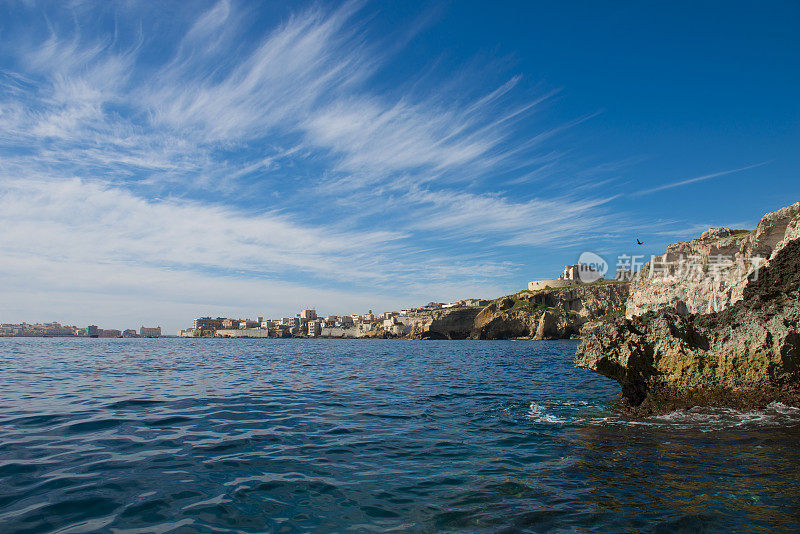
[
  {"xmin": 140, "ymin": 326, "xmax": 161, "ymax": 337},
  {"xmin": 307, "ymin": 320, "xmax": 321, "ymax": 337},
  {"xmin": 528, "ymin": 263, "xmax": 603, "ymax": 291}
]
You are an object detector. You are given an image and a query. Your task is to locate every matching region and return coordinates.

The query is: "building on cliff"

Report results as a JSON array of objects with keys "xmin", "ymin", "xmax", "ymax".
[
  {"xmin": 528, "ymin": 263, "xmax": 603, "ymax": 291},
  {"xmin": 300, "ymin": 309, "xmax": 317, "ymax": 321}
]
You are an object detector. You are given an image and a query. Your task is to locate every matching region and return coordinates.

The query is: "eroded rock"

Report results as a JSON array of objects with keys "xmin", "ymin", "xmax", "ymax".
[
  {"xmin": 626, "ymin": 201, "xmax": 800, "ymax": 317},
  {"xmin": 577, "ymin": 219, "xmax": 800, "ymax": 412},
  {"xmin": 472, "ymin": 282, "xmax": 629, "ymax": 340}
]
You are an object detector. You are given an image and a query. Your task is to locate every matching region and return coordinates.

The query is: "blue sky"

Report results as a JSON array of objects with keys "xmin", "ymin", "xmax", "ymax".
[{"xmin": 1, "ymin": 0, "xmax": 798, "ymax": 332}]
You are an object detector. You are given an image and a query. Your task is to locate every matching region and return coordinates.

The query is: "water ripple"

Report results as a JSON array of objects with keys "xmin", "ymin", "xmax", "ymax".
[{"xmin": 0, "ymin": 338, "xmax": 798, "ymax": 532}]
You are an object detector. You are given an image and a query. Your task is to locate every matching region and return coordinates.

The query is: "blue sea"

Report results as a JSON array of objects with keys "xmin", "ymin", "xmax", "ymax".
[{"xmin": 1, "ymin": 338, "xmax": 799, "ymax": 533}]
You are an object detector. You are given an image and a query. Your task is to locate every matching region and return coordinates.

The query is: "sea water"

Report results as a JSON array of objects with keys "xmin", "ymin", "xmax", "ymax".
[{"xmin": 1, "ymin": 338, "xmax": 799, "ymax": 532}]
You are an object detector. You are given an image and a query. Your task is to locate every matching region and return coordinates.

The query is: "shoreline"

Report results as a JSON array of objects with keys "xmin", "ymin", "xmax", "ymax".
[{"xmin": 1, "ymin": 335, "xmax": 582, "ymax": 341}]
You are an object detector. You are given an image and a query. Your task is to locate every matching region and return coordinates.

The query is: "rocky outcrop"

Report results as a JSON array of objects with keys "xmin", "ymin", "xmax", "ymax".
[
  {"xmin": 472, "ymin": 282, "xmax": 630, "ymax": 340},
  {"xmin": 577, "ymin": 201, "xmax": 800, "ymax": 412},
  {"xmin": 626, "ymin": 201, "xmax": 800, "ymax": 317},
  {"xmin": 406, "ymin": 306, "xmax": 484, "ymax": 340}
]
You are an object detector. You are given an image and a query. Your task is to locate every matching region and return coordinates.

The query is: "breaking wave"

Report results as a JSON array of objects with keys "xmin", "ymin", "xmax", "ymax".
[
  {"xmin": 594, "ymin": 402, "xmax": 800, "ymax": 431},
  {"xmin": 526, "ymin": 402, "xmax": 574, "ymax": 424}
]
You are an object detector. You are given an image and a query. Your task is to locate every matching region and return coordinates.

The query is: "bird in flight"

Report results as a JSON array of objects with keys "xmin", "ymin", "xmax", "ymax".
[{"xmin": 636, "ymin": 239, "xmax": 644, "ymax": 245}]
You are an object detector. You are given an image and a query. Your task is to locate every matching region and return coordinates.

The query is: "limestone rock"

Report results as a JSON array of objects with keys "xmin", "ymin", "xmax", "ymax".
[
  {"xmin": 472, "ymin": 282, "xmax": 629, "ymax": 340},
  {"xmin": 406, "ymin": 306, "xmax": 484, "ymax": 340},
  {"xmin": 699, "ymin": 227, "xmax": 736, "ymax": 240},
  {"xmin": 576, "ymin": 227, "xmax": 800, "ymax": 412},
  {"xmin": 626, "ymin": 201, "xmax": 800, "ymax": 318}
]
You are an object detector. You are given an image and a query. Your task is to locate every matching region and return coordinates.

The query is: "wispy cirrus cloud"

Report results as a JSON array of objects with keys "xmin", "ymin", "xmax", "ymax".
[
  {"xmin": 1, "ymin": 1, "xmax": 565, "ymax": 191},
  {"xmin": 404, "ymin": 187, "xmax": 618, "ymax": 246},
  {"xmin": 0, "ymin": 177, "xmax": 409, "ymax": 281},
  {"xmin": 0, "ymin": 0, "xmax": 625, "ymax": 328},
  {"xmin": 630, "ymin": 162, "xmax": 769, "ymax": 197},
  {"xmin": 0, "ymin": 176, "xmax": 517, "ymax": 292}
]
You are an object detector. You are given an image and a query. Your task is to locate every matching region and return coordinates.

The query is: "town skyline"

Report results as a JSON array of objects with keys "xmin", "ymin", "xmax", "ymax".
[{"xmin": 0, "ymin": 296, "xmax": 489, "ymax": 339}]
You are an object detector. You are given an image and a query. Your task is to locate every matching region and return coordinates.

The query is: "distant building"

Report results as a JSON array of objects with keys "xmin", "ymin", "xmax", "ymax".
[
  {"xmin": 0, "ymin": 322, "xmax": 75, "ymax": 337},
  {"xmin": 562, "ymin": 264, "xmax": 580, "ymax": 281},
  {"xmin": 177, "ymin": 328, "xmax": 195, "ymax": 337},
  {"xmin": 140, "ymin": 326, "xmax": 161, "ymax": 338},
  {"xmin": 461, "ymin": 298, "xmax": 489, "ymax": 307},
  {"xmin": 383, "ymin": 316, "xmax": 404, "ymax": 328},
  {"xmin": 87, "ymin": 325, "xmax": 99, "ymax": 337},
  {"xmin": 307, "ymin": 320, "xmax": 321, "ymax": 337},
  {"xmin": 528, "ymin": 263, "xmax": 603, "ymax": 291},
  {"xmin": 99, "ymin": 329, "xmax": 122, "ymax": 338},
  {"xmin": 356, "ymin": 322, "xmax": 375, "ymax": 335},
  {"xmin": 300, "ymin": 309, "xmax": 317, "ymax": 321},
  {"xmin": 39, "ymin": 322, "xmax": 76, "ymax": 336},
  {"xmin": 123, "ymin": 329, "xmax": 138, "ymax": 337},
  {"xmin": 386, "ymin": 323, "xmax": 411, "ymax": 336},
  {"xmin": 194, "ymin": 317, "xmax": 224, "ymax": 336}
]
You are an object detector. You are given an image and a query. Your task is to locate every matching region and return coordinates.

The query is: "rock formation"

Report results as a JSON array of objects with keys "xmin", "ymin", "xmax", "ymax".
[
  {"xmin": 406, "ymin": 306, "xmax": 484, "ymax": 340},
  {"xmin": 626, "ymin": 201, "xmax": 800, "ymax": 317},
  {"xmin": 472, "ymin": 282, "xmax": 630, "ymax": 340},
  {"xmin": 577, "ymin": 201, "xmax": 800, "ymax": 412}
]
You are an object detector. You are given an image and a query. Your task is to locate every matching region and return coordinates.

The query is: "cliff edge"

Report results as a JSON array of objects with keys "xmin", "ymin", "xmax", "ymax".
[
  {"xmin": 576, "ymin": 201, "xmax": 800, "ymax": 412},
  {"xmin": 626, "ymin": 201, "xmax": 800, "ymax": 317},
  {"xmin": 406, "ymin": 307, "xmax": 484, "ymax": 339},
  {"xmin": 472, "ymin": 282, "xmax": 629, "ymax": 340}
]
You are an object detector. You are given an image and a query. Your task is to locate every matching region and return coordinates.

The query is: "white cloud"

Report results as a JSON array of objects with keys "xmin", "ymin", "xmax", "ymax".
[
  {"xmin": 0, "ymin": 178, "xmax": 406, "ymax": 279},
  {"xmin": 1, "ymin": 2, "xmax": 560, "ymax": 189},
  {"xmin": 0, "ymin": 1, "xmax": 624, "ymax": 327},
  {"xmin": 630, "ymin": 162, "xmax": 768, "ymax": 196},
  {"xmin": 404, "ymin": 188, "xmax": 616, "ymax": 246},
  {"xmin": 0, "ymin": 178, "xmax": 516, "ymax": 321}
]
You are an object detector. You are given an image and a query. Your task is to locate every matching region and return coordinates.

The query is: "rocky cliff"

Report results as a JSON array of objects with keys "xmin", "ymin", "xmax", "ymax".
[
  {"xmin": 626, "ymin": 201, "xmax": 800, "ymax": 317},
  {"xmin": 472, "ymin": 282, "xmax": 630, "ymax": 340},
  {"xmin": 577, "ymin": 201, "xmax": 800, "ymax": 412},
  {"xmin": 406, "ymin": 307, "xmax": 484, "ymax": 340}
]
